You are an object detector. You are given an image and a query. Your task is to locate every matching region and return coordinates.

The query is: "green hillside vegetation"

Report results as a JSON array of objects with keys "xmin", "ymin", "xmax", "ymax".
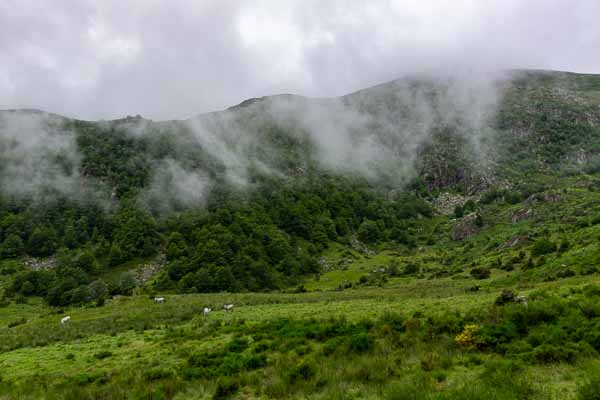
[{"xmin": 2, "ymin": 70, "xmax": 600, "ymax": 398}]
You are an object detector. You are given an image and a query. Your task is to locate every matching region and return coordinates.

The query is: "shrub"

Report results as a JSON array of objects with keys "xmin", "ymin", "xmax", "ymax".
[
  {"xmin": 454, "ymin": 205, "xmax": 464, "ymax": 218},
  {"xmin": 93, "ymin": 350, "xmax": 113, "ymax": 360},
  {"xmin": 420, "ymin": 352, "xmax": 441, "ymax": 371},
  {"xmin": 495, "ymin": 289, "xmax": 516, "ymax": 306},
  {"xmin": 531, "ymin": 343, "xmax": 578, "ymax": 364},
  {"xmin": 531, "ymin": 239, "xmax": 556, "ymax": 256},
  {"xmin": 144, "ymin": 367, "xmax": 174, "ymax": 382},
  {"xmin": 181, "ymin": 367, "xmax": 203, "ymax": 381},
  {"xmin": 244, "ymin": 354, "xmax": 267, "ymax": 370},
  {"xmin": 558, "ymin": 239, "xmax": 570, "ymax": 253},
  {"xmin": 357, "ymin": 220, "xmax": 383, "ymax": 243},
  {"xmin": 556, "ymin": 268, "xmax": 576, "ymax": 279},
  {"xmin": 455, "ymin": 324, "xmax": 479, "ymax": 348},
  {"xmin": 505, "ymin": 191, "xmax": 522, "ymax": 205},
  {"xmin": 577, "ymin": 372, "xmax": 600, "ymax": 400},
  {"xmin": 14, "ymin": 294, "xmax": 28, "ymax": 304},
  {"xmin": 470, "ymin": 267, "xmax": 490, "ymax": 280},
  {"xmin": 347, "ymin": 333, "xmax": 374, "ymax": 353},
  {"xmin": 7, "ymin": 317, "xmax": 26, "ymax": 328},
  {"xmin": 213, "ymin": 377, "xmax": 239, "ymax": 400},
  {"xmin": 216, "ymin": 354, "xmax": 244, "ymax": 376},
  {"xmin": 403, "ymin": 263, "xmax": 420, "ymax": 275},
  {"xmin": 322, "ymin": 337, "xmax": 345, "ymax": 356},
  {"xmin": 225, "ymin": 337, "xmax": 248, "ymax": 353},
  {"xmin": 287, "ymin": 361, "xmax": 316, "ymax": 383}
]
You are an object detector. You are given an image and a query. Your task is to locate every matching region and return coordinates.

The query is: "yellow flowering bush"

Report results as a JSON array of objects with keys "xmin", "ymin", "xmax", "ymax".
[{"xmin": 455, "ymin": 324, "xmax": 479, "ymax": 348}]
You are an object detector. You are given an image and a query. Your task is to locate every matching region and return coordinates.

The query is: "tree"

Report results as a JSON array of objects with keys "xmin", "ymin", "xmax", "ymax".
[
  {"xmin": 166, "ymin": 232, "xmax": 187, "ymax": 261},
  {"xmin": 357, "ymin": 220, "xmax": 382, "ymax": 243},
  {"xmin": 27, "ymin": 227, "xmax": 58, "ymax": 257},
  {"xmin": 113, "ymin": 208, "xmax": 159, "ymax": 261},
  {"xmin": 89, "ymin": 280, "xmax": 109, "ymax": 305},
  {"xmin": 115, "ymin": 272, "xmax": 136, "ymax": 296},
  {"xmin": 63, "ymin": 221, "xmax": 79, "ymax": 249},
  {"xmin": 108, "ymin": 243, "xmax": 125, "ymax": 267},
  {"xmin": 0, "ymin": 234, "xmax": 24, "ymax": 258},
  {"xmin": 69, "ymin": 286, "xmax": 92, "ymax": 305},
  {"xmin": 531, "ymin": 239, "xmax": 556, "ymax": 257},
  {"xmin": 454, "ymin": 205, "xmax": 464, "ymax": 218}
]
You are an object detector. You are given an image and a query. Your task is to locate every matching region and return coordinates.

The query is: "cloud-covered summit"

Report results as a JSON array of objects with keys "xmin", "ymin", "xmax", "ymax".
[{"xmin": 1, "ymin": 1, "xmax": 599, "ymax": 120}]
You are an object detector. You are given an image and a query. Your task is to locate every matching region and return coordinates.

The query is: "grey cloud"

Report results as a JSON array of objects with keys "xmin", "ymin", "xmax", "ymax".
[
  {"xmin": 137, "ymin": 158, "xmax": 210, "ymax": 214},
  {"xmin": 0, "ymin": 1, "xmax": 598, "ymax": 120},
  {"xmin": 0, "ymin": 111, "xmax": 81, "ymax": 197}
]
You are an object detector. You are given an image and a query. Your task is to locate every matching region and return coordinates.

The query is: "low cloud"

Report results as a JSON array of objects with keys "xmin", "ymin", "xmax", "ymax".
[{"xmin": 0, "ymin": 111, "xmax": 81, "ymax": 198}]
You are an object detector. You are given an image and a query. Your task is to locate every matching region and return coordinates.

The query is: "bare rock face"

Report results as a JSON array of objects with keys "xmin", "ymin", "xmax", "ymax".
[
  {"xmin": 512, "ymin": 208, "xmax": 533, "ymax": 223},
  {"xmin": 543, "ymin": 192, "xmax": 563, "ymax": 203},
  {"xmin": 526, "ymin": 191, "xmax": 563, "ymax": 205},
  {"xmin": 452, "ymin": 212, "xmax": 482, "ymax": 241},
  {"xmin": 500, "ymin": 235, "xmax": 531, "ymax": 249},
  {"xmin": 23, "ymin": 256, "xmax": 57, "ymax": 270},
  {"xmin": 133, "ymin": 254, "xmax": 166, "ymax": 284},
  {"xmin": 433, "ymin": 193, "xmax": 469, "ymax": 215},
  {"xmin": 350, "ymin": 236, "xmax": 375, "ymax": 256}
]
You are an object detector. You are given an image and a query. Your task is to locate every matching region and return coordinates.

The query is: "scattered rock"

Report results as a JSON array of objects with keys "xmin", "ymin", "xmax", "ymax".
[
  {"xmin": 543, "ymin": 192, "xmax": 563, "ymax": 203},
  {"xmin": 526, "ymin": 191, "xmax": 563, "ymax": 205},
  {"xmin": 350, "ymin": 236, "xmax": 375, "ymax": 256},
  {"xmin": 495, "ymin": 289, "xmax": 528, "ymax": 306},
  {"xmin": 433, "ymin": 193, "xmax": 471, "ymax": 215},
  {"xmin": 500, "ymin": 235, "xmax": 531, "ymax": 249},
  {"xmin": 511, "ymin": 208, "xmax": 533, "ymax": 223},
  {"xmin": 133, "ymin": 254, "xmax": 166, "ymax": 284},
  {"xmin": 23, "ymin": 256, "xmax": 57, "ymax": 271},
  {"xmin": 451, "ymin": 212, "xmax": 482, "ymax": 241}
]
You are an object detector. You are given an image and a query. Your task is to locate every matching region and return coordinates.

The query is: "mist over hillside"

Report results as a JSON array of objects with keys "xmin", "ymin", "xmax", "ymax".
[{"xmin": 2, "ymin": 69, "xmax": 599, "ymax": 211}]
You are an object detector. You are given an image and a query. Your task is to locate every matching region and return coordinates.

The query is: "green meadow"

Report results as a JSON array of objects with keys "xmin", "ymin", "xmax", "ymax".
[{"xmin": 3, "ymin": 270, "xmax": 600, "ymax": 399}]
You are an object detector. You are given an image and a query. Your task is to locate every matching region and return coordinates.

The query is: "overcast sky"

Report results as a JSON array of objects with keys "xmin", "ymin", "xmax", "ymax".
[{"xmin": 1, "ymin": 0, "xmax": 599, "ymax": 120}]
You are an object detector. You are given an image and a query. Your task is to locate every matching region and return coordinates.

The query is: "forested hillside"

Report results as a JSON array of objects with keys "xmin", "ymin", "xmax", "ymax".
[
  {"xmin": 1, "ymin": 70, "xmax": 600, "ymax": 306},
  {"xmin": 4, "ymin": 70, "xmax": 600, "ymax": 399}
]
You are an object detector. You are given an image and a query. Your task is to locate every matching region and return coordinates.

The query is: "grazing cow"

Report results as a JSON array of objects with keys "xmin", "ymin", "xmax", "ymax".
[
  {"xmin": 61, "ymin": 316, "xmax": 71, "ymax": 324},
  {"xmin": 203, "ymin": 307, "xmax": 212, "ymax": 316},
  {"xmin": 224, "ymin": 303, "xmax": 234, "ymax": 312},
  {"xmin": 154, "ymin": 297, "xmax": 165, "ymax": 303}
]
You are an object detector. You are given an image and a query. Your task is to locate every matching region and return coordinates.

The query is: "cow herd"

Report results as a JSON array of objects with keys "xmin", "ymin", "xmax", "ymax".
[{"xmin": 59, "ymin": 298, "xmax": 235, "ymax": 324}]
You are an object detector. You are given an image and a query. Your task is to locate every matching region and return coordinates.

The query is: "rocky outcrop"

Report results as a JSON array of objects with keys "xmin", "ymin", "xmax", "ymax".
[
  {"xmin": 451, "ymin": 212, "xmax": 482, "ymax": 241},
  {"xmin": 511, "ymin": 208, "xmax": 533, "ymax": 223},
  {"xmin": 526, "ymin": 191, "xmax": 563, "ymax": 205},
  {"xmin": 500, "ymin": 235, "xmax": 531, "ymax": 249},
  {"xmin": 23, "ymin": 256, "xmax": 57, "ymax": 270},
  {"xmin": 433, "ymin": 193, "xmax": 469, "ymax": 215},
  {"xmin": 133, "ymin": 254, "xmax": 166, "ymax": 284},
  {"xmin": 350, "ymin": 236, "xmax": 375, "ymax": 256}
]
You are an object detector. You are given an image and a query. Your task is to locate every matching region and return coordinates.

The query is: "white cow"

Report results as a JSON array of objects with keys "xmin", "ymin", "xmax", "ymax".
[
  {"xmin": 224, "ymin": 303, "xmax": 234, "ymax": 312},
  {"xmin": 154, "ymin": 297, "xmax": 165, "ymax": 303},
  {"xmin": 203, "ymin": 307, "xmax": 212, "ymax": 316},
  {"xmin": 61, "ymin": 316, "xmax": 71, "ymax": 324}
]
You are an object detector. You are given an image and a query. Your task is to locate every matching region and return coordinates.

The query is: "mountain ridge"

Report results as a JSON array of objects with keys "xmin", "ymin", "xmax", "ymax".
[{"xmin": 4, "ymin": 69, "xmax": 600, "ymax": 123}]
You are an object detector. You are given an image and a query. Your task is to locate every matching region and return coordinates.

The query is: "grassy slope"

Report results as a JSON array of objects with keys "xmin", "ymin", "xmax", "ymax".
[
  {"xmin": 1, "ymin": 275, "xmax": 599, "ymax": 399},
  {"xmin": 2, "ymin": 173, "xmax": 600, "ymax": 399}
]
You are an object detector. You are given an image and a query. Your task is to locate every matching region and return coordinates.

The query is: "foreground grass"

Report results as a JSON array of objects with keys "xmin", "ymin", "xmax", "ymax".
[{"xmin": 3, "ymin": 273, "xmax": 600, "ymax": 399}]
